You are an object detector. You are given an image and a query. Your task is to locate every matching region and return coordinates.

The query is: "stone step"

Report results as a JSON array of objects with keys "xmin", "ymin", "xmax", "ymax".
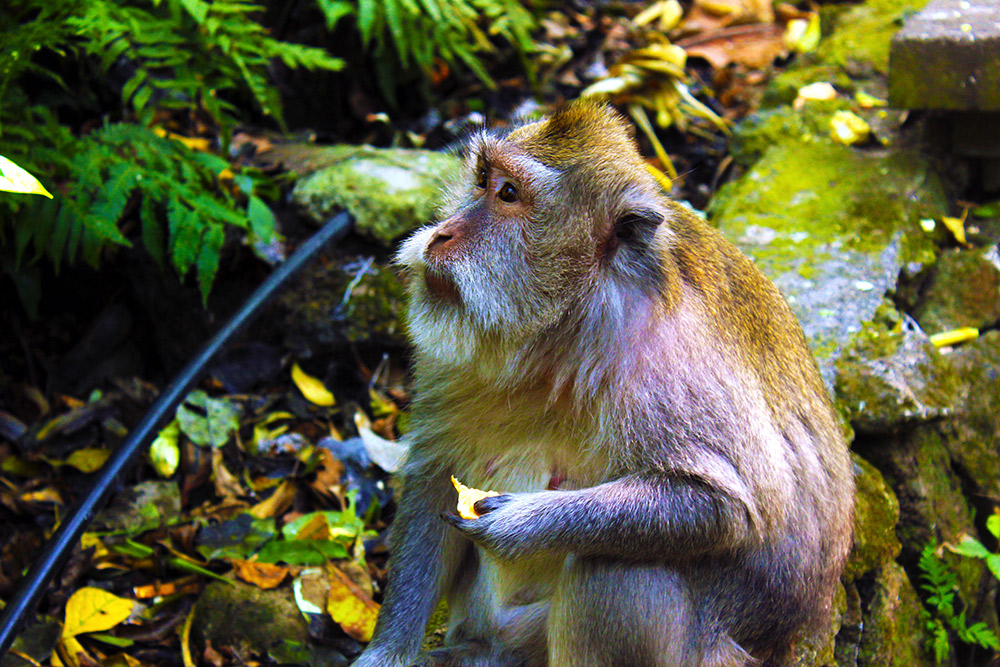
[{"xmin": 889, "ymin": 0, "xmax": 1000, "ymax": 110}]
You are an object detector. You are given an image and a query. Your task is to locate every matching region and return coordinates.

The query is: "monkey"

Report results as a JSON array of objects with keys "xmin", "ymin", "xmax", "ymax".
[{"xmin": 351, "ymin": 100, "xmax": 854, "ymax": 667}]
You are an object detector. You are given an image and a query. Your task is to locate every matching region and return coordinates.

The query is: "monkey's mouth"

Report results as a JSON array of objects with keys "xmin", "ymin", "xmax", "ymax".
[{"xmin": 423, "ymin": 268, "xmax": 461, "ymax": 304}]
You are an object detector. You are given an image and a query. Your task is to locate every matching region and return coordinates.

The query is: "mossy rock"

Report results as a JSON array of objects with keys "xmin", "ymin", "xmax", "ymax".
[
  {"xmin": 710, "ymin": 141, "xmax": 943, "ymax": 386},
  {"xmin": 845, "ymin": 454, "xmax": 901, "ymax": 581},
  {"xmin": 814, "ymin": 0, "xmax": 932, "ymax": 76},
  {"xmin": 834, "ymin": 311, "xmax": 960, "ymax": 433},
  {"xmin": 292, "ymin": 146, "xmax": 461, "ymax": 245},
  {"xmin": 855, "ymin": 561, "xmax": 935, "ymax": 667},
  {"xmin": 912, "ymin": 246, "xmax": 1000, "ymax": 335},
  {"xmin": 193, "ymin": 579, "xmax": 309, "ymax": 656}
]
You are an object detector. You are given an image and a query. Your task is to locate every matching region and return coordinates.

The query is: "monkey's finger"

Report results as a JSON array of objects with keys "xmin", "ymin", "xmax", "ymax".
[{"xmin": 472, "ymin": 494, "xmax": 512, "ymax": 515}]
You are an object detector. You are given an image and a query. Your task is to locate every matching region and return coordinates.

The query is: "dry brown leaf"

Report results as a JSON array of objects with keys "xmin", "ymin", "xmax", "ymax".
[
  {"xmin": 326, "ymin": 564, "xmax": 380, "ymax": 642},
  {"xmin": 679, "ymin": 24, "xmax": 787, "ymax": 70},
  {"xmin": 679, "ymin": 0, "xmax": 774, "ymax": 34},
  {"xmin": 232, "ymin": 560, "xmax": 290, "ymax": 589}
]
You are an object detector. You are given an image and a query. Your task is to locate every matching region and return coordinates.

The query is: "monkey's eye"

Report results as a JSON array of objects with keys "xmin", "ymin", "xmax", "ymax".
[
  {"xmin": 475, "ymin": 167, "xmax": 488, "ymax": 189},
  {"xmin": 498, "ymin": 182, "xmax": 519, "ymax": 203}
]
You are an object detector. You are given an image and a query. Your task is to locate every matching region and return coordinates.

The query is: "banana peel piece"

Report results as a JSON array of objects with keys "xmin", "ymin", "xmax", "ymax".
[{"xmin": 451, "ymin": 476, "xmax": 500, "ymax": 519}]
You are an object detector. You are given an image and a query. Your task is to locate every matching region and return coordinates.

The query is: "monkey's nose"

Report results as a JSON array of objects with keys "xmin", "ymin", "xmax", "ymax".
[{"xmin": 428, "ymin": 229, "xmax": 453, "ymax": 251}]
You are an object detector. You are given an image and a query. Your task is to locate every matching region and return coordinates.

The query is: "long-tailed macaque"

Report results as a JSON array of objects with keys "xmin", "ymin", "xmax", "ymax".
[{"xmin": 352, "ymin": 101, "xmax": 854, "ymax": 667}]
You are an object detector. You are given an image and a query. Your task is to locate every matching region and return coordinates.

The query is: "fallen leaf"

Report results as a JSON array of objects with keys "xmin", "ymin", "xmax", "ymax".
[
  {"xmin": 940, "ymin": 210, "xmax": 969, "ymax": 245},
  {"xmin": 829, "ymin": 110, "xmax": 871, "ymax": 145},
  {"xmin": 63, "ymin": 448, "xmax": 111, "ymax": 474},
  {"xmin": 249, "ymin": 479, "xmax": 298, "ymax": 519},
  {"xmin": 176, "ymin": 391, "xmax": 240, "ymax": 449},
  {"xmin": 679, "ymin": 23, "xmax": 786, "ymax": 70},
  {"xmin": 326, "ymin": 564, "xmax": 380, "ymax": 642},
  {"xmin": 929, "ymin": 327, "xmax": 979, "ymax": 348},
  {"xmin": 22, "ymin": 487, "xmax": 64, "ymax": 505},
  {"xmin": 231, "ymin": 559, "xmax": 290, "ymax": 589},
  {"xmin": 62, "ymin": 587, "xmax": 135, "ymax": 638},
  {"xmin": 783, "ymin": 12, "xmax": 820, "ymax": 53},
  {"xmin": 149, "ymin": 420, "xmax": 180, "ymax": 478},
  {"xmin": 292, "ymin": 363, "xmax": 335, "ymax": 407}
]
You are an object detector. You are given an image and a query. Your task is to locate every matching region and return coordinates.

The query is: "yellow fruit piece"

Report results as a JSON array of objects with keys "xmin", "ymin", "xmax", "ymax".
[{"xmin": 451, "ymin": 476, "xmax": 499, "ymax": 520}]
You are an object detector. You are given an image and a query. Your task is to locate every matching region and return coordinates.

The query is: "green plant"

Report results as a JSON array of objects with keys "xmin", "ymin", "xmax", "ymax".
[
  {"xmin": 343, "ymin": 0, "xmax": 538, "ymax": 100},
  {"xmin": 0, "ymin": 0, "xmax": 346, "ymax": 312},
  {"xmin": 918, "ymin": 518, "xmax": 1000, "ymax": 665}
]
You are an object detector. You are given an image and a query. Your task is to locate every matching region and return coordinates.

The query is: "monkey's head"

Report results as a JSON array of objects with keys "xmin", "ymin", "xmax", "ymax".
[{"xmin": 397, "ymin": 101, "xmax": 672, "ymax": 366}]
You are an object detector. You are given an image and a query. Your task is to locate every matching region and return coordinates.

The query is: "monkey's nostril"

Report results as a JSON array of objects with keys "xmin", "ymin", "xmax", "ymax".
[{"xmin": 429, "ymin": 230, "xmax": 453, "ymax": 250}]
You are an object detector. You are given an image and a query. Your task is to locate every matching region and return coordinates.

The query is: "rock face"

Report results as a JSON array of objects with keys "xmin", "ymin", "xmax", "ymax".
[
  {"xmin": 912, "ymin": 245, "xmax": 1000, "ymax": 334},
  {"xmin": 292, "ymin": 146, "xmax": 462, "ymax": 245},
  {"xmin": 709, "ymin": 141, "xmax": 943, "ymax": 387},
  {"xmin": 889, "ymin": 0, "xmax": 1000, "ymax": 111}
]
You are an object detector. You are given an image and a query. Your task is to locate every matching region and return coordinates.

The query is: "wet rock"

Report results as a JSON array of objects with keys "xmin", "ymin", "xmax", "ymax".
[
  {"xmin": 940, "ymin": 330, "xmax": 1000, "ymax": 500},
  {"xmin": 277, "ymin": 255, "xmax": 409, "ymax": 353},
  {"xmin": 855, "ymin": 561, "xmax": 935, "ymax": 667},
  {"xmin": 913, "ymin": 245, "xmax": 1000, "ymax": 334},
  {"xmin": 709, "ymin": 142, "xmax": 943, "ymax": 386},
  {"xmin": 860, "ymin": 427, "xmax": 981, "ymax": 606},
  {"xmin": 291, "ymin": 147, "xmax": 461, "ymax": 245},
  {"xmin": 194, "ymin": 579, "xmax": 309, "ymax": 656},
  {"xmin": 834, "ymin": 308, "xmax": 960, "ymax": 433},
  {"xmin": 845, "ymin": 454, "xmax": 901, "ymax": 581}
]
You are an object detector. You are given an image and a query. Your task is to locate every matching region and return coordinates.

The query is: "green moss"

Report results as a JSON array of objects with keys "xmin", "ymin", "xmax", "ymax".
[
  {"xmin": 815, "ymin": 0, "xmax": 931, "ymax": 75},
  {"xmin": 846, "ymin": 454, "xmax": 901, "ymax": 581}
]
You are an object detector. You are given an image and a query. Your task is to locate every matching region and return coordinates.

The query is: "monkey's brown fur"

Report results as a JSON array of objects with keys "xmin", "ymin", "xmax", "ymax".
[{"xmin": 353, "ymin": 101, "xmax": 854, "ymax": 667}]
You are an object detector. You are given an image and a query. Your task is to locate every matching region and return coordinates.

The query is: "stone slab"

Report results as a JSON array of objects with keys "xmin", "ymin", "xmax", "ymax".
[{"xmin": 889, "ymin": 0, "xmax": 1000, "ymax": 110}]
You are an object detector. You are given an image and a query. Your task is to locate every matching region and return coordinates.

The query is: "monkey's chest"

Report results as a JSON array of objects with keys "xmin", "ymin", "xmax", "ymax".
[{"xmin": 452, "ymin": 427, "xmax": 610, "ymax": 494}]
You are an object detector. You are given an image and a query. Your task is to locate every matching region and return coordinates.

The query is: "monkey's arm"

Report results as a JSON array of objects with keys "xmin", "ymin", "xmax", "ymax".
[
  {"xmin": 353, "ymin": 461, "xmax": 467, "ymax": 667},
  {"xmin": 442, "ymin": 472, "xmax": 758, "ymax": 562}
]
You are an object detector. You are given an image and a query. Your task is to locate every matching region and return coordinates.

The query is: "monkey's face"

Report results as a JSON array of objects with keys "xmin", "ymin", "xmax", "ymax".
[
  {"xmin": 397, "ymin": 132, "xmax": 597, "ymax": 361},
  {"xmin": 396, "ymin": 102, "xmax": 671, "ymax": 366}
]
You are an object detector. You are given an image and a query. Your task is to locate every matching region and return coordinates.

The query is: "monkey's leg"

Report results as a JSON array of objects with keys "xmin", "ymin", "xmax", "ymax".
[
  {"xmin": 548, "ymin": 557, "xmax": 750, "ymax": 667},
  {"xmin": 353, "ymin": 462, "xmax": 469, "ymax": 667}
]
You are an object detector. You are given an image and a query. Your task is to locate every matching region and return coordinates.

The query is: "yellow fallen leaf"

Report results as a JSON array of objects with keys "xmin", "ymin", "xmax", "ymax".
[
  {"xmin": 0, "ymin": 154, "xmax": 53, "ymax": 198},
  {"xmin": 326, "ymin": 564, "xmax": 380, "ymax": 642},
  {"xmin": 634, "ymin": 0, "xmax": 683, "ymax": 31},
  {"xmin": 292, "ymin": 362, "xmax": 336, "ymax": 407},
  {"xmin": 62, "ymin": 587, "xmax": 135, "ymax": 638},
  {"xmin": 64, "ymin": 448, "xmax": 111, "ymax": 473},
  {"xmin": 941, "ymin": 211, "xmax": 968, "ymax": 245},
  {"xmin": 929, "ymin": 327, "xmax": 979, "ymax": 348},
  {"xmin": 55, "ymin": 635, "xmax": 87, "ymax": 667},
  {"xmin": 829, "ymin": 110, "xmax": 870, "ymax": 145},
  {"xmin": 249, "ymin": 479, "xmax": 298, "ymax": 519},
  {"xmin": 451, "ymin": 476, "xmax": 500, "ymax": 520}
]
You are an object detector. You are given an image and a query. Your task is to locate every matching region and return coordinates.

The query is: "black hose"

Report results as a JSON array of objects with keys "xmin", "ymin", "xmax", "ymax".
[{"xmin": 0, "ymin": 211, "xmax": 354, "ymax": 655}]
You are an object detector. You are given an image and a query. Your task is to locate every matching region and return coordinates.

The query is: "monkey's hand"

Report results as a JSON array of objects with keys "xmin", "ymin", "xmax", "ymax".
[{"xmin": 440, "ymin": 493, "xmax": 536, "ymax": 559}]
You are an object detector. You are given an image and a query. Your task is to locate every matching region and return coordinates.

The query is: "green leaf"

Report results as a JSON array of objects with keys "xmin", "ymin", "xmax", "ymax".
[
  {"xmin": 196, "ymin": 222, "xmax": 225, "ymax": 303},
  {"xmin": 247, "ymin": 195, "xmax": 276, "ymax": 243},
  {"xmin": 196, "ymin": 514, "xmax": 276, "ymax": 561},
  {"xmin": 176, "ymin": 390, "xmax": 240, "ymax": 448},
  {"xmin": 986, "ymin": 554, "xmax": 1000, "ymax": 582},
  {"xmin": 987, "ymin": 513, "xmax": 1000, "ymax": 540},
  {"xmin": 946, "ymin": 535, "xmax": 991, "ymax": 559},
  {"xmin": 255, "ymin": 539, "xmax": 348, "ymax": 565}
]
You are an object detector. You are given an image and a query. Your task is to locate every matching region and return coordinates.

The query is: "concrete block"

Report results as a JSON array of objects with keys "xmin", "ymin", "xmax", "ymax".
[{"xmin": 889, "ymin": 0, "xmax": 1000, "ymax": 110}]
